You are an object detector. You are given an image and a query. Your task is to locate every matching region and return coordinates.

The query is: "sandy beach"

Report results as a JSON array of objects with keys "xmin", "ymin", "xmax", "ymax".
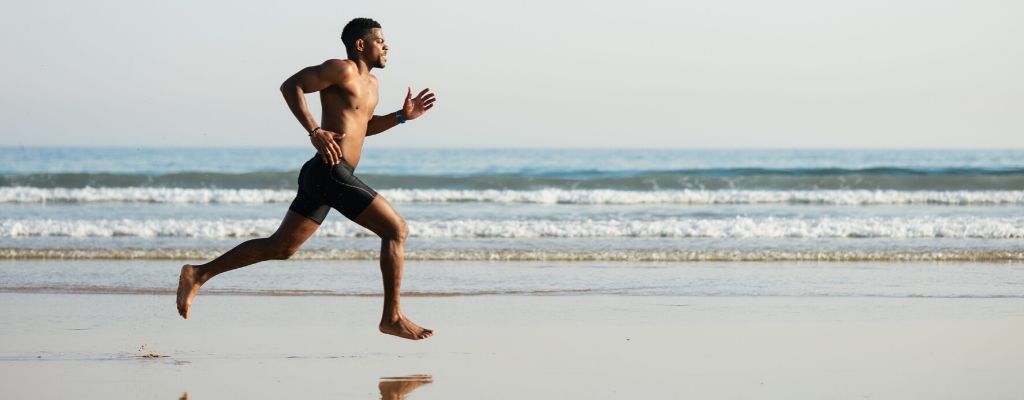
[
  {"xmin": 4, "ymin": 0, "xmax": 1024, "ymax": 395},
  {"xmin": 2, "ymin": 285, "xmax": 1023, "ymax": 399}
]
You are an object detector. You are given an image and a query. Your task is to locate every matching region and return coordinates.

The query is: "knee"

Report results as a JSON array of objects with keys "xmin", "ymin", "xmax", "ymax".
[
  {"xmin": 268, "ymin": 240, "xmax": 302, "ymax": 260},
  {"xmin": 382, "ymin": 219, "xmax": 409, "ymax": 242}
]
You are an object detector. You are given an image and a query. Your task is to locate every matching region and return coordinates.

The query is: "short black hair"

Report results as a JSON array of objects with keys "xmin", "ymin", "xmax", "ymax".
[{"xmin": 341, "ymin": 18, "xmax": 382, "ymax": 52}]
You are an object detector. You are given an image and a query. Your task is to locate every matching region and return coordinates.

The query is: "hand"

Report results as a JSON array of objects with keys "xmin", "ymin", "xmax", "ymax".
[
  {"xmin": 402, "ymin": 87, "xmax": 437, "ymax": 121},
  {"xmin": 309, "ymin": 128, "xmax": 345, "ymax": 165}
]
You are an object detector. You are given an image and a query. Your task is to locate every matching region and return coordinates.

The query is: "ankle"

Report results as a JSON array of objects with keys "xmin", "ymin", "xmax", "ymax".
[
  {"xmin": 381, "ymin": 312, "xmax": 403, "ymax": 324},
  {"xmin": 191, "ymin": 266, "xmax": 210, "ymax": 285}
]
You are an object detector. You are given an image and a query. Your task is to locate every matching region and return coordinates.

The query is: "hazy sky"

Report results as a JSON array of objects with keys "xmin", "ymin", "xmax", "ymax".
[{"xmin": 1, "ymin": 0, "xmax": 1022, "ymax": 148}]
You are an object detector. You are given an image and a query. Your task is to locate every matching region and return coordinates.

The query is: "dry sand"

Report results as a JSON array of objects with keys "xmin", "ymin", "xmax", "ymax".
[{"xmin": 1, "ymin": 292, "xmax": 1023, "ymax": 399}]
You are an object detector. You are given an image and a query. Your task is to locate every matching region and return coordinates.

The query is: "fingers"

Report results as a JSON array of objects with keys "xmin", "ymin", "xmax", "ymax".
[
  {"xmin": 418, "ymin": 93, "xmax": 436, "ymax": 114},
  {"xmin": 312, "ymin": 131, "xmax": 343, "ymax": 165},
  {"xmin": 312, "ymin": 137, "xmax": 330, "ymax": 164},
  {"xmin": 328, "ymin": 140, "xmax": 342, "ymax": 165},
  {"xmin": 325, "ymin": 130, "xmax": 343, "ymax": 165},
  {"xmin": 325, "ymin": 131, "xmax": 342, "ymax": 165},
  {"xmin": 323, "ymin": 143, "xmax": 335, "ymax": 165},
  {"xmin": 318, "ymin": 143, "xmax": 333, "ymax": 165},
  {"xmin": 413, "ymin": 89, "xmax": 436, "ymax": 106},
  {"xmin": 322, "ymin": 139, "xmax": 335, "ymax": 164},
  {"xmin": 403, "ymin": 87, "xmax": 438, "ymax": 120}
]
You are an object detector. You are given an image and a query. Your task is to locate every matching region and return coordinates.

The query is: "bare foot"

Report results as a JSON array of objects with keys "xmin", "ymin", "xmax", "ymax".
[
  {"xmin": 379, "ymin": 375, "xmax": 432, "ymax": 400},
  {"xmin": 176, "ymin": 265, "xmax": 201, "ymax": 319},
  {"xmin": 379, "ymin": 314, "xmax": 434, "ymax": 340}
]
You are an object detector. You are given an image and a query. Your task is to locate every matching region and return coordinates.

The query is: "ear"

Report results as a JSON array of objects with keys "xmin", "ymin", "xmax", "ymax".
[{"xmin": 355, "ymin": 38, "xmax": 365, "ymax": 52}]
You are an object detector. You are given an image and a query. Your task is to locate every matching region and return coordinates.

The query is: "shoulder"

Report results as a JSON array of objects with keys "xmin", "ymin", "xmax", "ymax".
[
  {"xmin": 320, "ymin": 59, "xmax": 358, "ymax": 77},
  {"xmin": 314, "ymin": 59, "xmax": 358, "ymax": 85}
]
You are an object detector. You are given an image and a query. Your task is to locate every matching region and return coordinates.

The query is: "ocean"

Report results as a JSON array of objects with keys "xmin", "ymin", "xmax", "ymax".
[
  {"xmin": 1, "ymin": 147, "xmax": 1022, "ymax": 262},
  {"xmin": 1, "ymin": 147, "xmax": 1023, "ymax": 297}
]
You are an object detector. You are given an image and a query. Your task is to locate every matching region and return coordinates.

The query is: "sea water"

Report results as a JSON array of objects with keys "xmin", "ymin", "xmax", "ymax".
[
  {"xmin": 2, "ymin": 147, "xmax": 1022, "ymax": 296},
  {"xmin": 1, "ymin": 147, "xmax": 1022, "ymax": 261}
]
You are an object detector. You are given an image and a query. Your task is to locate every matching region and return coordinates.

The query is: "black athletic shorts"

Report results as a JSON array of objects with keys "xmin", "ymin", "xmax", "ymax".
[{"xmin": 288, "ymin": 155, "xmax": 378, "ymax": 224}]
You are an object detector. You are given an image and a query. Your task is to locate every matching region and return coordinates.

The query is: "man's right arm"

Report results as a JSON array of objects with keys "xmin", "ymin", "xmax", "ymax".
[{"xmin": 279, "ymin": 59, "xmax": 351, "ymax": 165}]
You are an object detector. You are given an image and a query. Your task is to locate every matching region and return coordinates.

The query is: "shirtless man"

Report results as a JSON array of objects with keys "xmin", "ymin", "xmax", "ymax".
[{"xmin": 176, "ymin": 18, "xmax": 436, "ymax": 340}]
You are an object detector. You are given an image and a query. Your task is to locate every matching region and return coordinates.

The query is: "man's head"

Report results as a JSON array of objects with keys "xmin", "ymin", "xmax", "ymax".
[{"xmin": 341, "ymin": 18, "xmax": 387, "ymax": 68}]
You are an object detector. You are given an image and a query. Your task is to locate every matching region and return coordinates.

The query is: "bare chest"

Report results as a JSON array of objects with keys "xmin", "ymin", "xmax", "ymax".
[{"xmin": 320, "ymin": 79, "xmax": 379, "ymax": 117}]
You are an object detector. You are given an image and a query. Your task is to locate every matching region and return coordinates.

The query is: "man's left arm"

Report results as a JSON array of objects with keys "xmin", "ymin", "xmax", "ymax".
[{"xmin": 367, "ymin": 87, "xmax": 436, "ymax": 136}]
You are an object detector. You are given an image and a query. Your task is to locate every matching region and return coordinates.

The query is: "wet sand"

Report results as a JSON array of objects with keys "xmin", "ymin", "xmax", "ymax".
[{"xmin": 1, "ymin": 292, "xmax": 1023, "ymax": 399}]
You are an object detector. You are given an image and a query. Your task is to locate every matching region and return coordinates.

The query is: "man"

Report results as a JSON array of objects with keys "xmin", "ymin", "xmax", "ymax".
[{"xmin": 176, "ymin": 18, "xmax": 436, "ymax": 340}]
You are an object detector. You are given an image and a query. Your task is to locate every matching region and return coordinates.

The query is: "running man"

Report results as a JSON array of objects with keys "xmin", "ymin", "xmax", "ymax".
[{"xmin": 176, "ymin": 18, "xmax": 436, "ymax": 340}]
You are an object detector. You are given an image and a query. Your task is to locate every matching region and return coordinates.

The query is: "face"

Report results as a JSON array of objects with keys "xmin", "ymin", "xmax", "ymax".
[{"xmin": 358, "ymin": 28, "xmax": 388, "ymax": 68}]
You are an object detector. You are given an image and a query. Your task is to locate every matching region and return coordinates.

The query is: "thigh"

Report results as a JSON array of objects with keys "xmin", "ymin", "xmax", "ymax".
[
  {"xmin": 352, "ymin": 195, "xmax": 405, "ymax": 238},
  {"xmin": 326, "ymin": 165, "xmax": 378, "ymax": 221},
  {"xmin": 289, "ymin": 155, "xmax": 332, "ymax": 224},
  {"xmin": 303, "ymin": 159, "xmax": 379, "ymax": 222}
]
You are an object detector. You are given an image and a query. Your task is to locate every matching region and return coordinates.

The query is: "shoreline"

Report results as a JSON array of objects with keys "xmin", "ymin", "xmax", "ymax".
[{"xmin": 3, "ymin": 259, "xmax": 1022, "ymax": 299}]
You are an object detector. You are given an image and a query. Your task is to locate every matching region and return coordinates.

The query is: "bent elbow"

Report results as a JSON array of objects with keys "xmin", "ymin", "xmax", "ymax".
[{"xmin": 279, "ymin": 76, "xmax": 302, "ymax": 94}]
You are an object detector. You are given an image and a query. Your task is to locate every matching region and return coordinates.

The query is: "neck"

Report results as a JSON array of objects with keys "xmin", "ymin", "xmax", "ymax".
[{"xmin": 347, "ymin": 55, "xmax": 373, "ymax": 76}]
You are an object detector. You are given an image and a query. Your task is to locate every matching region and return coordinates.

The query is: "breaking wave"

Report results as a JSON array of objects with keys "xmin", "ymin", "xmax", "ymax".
[
  {"xmin": 3, "ymin": 216, "xmax": 1022, "ymax": 239},
  {"xmin": 3, "ymin": 187, "xmax": 1024, "ymax": 205},
  {"xmin": 2, "ymin": 247, "xmax": 1022, "ymax": 262}
]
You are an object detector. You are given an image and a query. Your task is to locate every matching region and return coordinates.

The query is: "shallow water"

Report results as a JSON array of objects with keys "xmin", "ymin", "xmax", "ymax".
[{"xmin": 2, "ymin": 260, "xmax": 1022, "ymax": 298}]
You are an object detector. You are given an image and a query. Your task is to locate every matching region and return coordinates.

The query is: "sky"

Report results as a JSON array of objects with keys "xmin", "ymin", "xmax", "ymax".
[{"xmin": 1, "ymin": 0, "xmax": 1022, "ymax": 148}]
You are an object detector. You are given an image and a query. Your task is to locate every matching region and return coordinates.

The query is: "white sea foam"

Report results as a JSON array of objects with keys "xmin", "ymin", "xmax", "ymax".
[
  {"xmin": 3, "ymin": 187, "xmax": 1024, "ymax": 205},
  {"xmin": 3, "ymin": 216, "xmax": 1022, "ymax": 239},
  {"xmin": 0, "ymin": 187, "xmax": 296, "ymax": 204},
  {"xmin": 3, "ymin": 247, "xmax": 1022, "ymax": 262},
  {"xmin": 385, "ymin": 189, "xmax": 1024, "ymax": 205}
]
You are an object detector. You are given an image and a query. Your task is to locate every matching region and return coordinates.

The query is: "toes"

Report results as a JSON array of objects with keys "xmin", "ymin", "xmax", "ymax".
[
  {"xmin": 177, "ymin": 300, "xmax": 189, "ymax": 319},
  {"xmin": 379, "ymin": 319, "xmax": 432, "ymax": 340}
]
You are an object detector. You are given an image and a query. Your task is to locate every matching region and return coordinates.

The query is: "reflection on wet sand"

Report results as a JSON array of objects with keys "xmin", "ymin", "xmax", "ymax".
[
  {"xmin": 380, "ymin": 375, "xmax": 433, "ymax": 400},
  {"xmin": 173, "ymin": 376, "xmax": 430, "ymax": 399}
]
